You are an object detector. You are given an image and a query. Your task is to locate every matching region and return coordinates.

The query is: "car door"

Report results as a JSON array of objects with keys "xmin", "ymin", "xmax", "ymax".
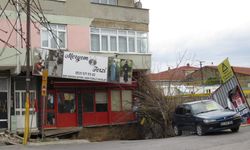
[
  {"xmin": 174, "ymin": 105, "xmax": 186, "ymax": 129},
  {"xmin": 182, "ymin": 105, "xmax": 195, "ymax": 130}
]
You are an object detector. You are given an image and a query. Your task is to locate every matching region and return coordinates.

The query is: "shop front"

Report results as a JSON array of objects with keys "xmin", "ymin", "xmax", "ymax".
[
  {"xmin": 0, "ymin": 78, "xmax": 8, "ymax": 130},
  {"xmin": 42, "ymin": 81, "xmax": 136, "ymax": 129},
  {"xmin": 10, "ymin": 76, "xmax": 38, "ymax": 133}
]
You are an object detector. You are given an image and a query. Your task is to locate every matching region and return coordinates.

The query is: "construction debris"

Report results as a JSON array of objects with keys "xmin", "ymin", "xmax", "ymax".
[{"xmin": 0, "ymin": 131, "xmax": 23, "ymax": 145}]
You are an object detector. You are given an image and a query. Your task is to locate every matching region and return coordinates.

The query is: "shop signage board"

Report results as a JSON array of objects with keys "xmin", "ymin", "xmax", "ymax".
[
  {"xmin": 62, "ymin": 52, "xmax": 108, "ymax": 82},
  {"xmin": 33, "ymin": 49, "xmax": 133, "ymax": 84},
  {"xmin": 211, "ymin": 58, "xmax": 250, "ymax": 122},
  {"xmin": 218, "ymin": 58, "xmax": 234, "ymax": 83}
]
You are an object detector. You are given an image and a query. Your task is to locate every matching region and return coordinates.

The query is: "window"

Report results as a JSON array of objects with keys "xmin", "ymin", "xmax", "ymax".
[
  {"xmin": 91, "ymin": 27, "xmax": 148, "ymax": 53},
  {"xmin": 91, "ymin": 0, "xmax": 117, "ymax": 5},
  {"xmin": 111, "ymin": 90, "xmax": 121, "ymax": 111},
  {"xmin": 95, "ymin": 92, "xmax": 108, "ymax": 112},
  {"xmin": 82, "ymin": 93, "xmax": 94, "ymax": 112},
  {"xmin": 137, "ymin": 32, "xmax": 148, "ymax": 53},
  {"xmin": 175, "ymin": 106, "xmax": 184, "ymax": 115},
  {"xmin": 15, "ymin": 91, "xmax": 36, "ymax": 116},
  {"xmin": 101, "ymin": 35, "xmax": 108, "ymax": 51},
  {"xmin": 41, "ymin": 24, "xmax": 67, "ymax": 49},
  {"xmin": 110, "ymin": 36, "xmax": 117, "ymax": 51},
  {"xmin": 122, "ymin": 90, "xmax": 132, "ymax": 111},
  {"xmin": 57, "ymin": 92, "xmax": 76, "ymax": 113},
  {"xmin": 119, "ymin": 36, "xmax": 127, "ymax": 52}
]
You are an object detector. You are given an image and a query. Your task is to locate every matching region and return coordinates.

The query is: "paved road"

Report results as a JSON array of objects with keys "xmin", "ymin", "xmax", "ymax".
[{"xmin": 2, "ymin": 126, "xmax": 250, "ymax": 150}]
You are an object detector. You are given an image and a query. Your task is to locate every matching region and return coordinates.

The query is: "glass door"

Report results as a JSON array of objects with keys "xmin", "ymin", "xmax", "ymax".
[
  {"xmin": 0, "ymin": 92, "xmax": 7, "ymax": 129},
  {"xmin": 44, "ymin": 92, "xmax": 56, "ymax": 128}
]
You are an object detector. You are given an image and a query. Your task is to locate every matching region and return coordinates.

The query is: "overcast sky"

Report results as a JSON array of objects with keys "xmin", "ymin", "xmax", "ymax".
[{"xmin": 142, "ymin": 0, "xmax": 250, "ymax": 72}]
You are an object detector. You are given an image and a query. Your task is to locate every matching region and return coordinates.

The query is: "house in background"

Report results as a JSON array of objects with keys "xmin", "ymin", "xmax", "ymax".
[
  {"xmin": 149, "ymin": 64, "xmax": 250, "ymax": 97},
  {"xmin": 0, "ymin": 0, "xmax": 150, "ymax": 135},
  {"xmin": 148, "ymin": 64, "xmax": 198, "ymax": 95},
  {"xmin": 187, "ymin": 66, "xmax": 250, "ymax": 102}
]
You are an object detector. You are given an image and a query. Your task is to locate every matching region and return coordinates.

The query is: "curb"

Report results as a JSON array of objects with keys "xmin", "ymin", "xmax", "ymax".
[{"xmin": 28, "ymin": 139, "xmax": 90, "ymax": 146}]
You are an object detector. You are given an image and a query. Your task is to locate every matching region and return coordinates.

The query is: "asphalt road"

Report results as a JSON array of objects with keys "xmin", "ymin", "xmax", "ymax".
[{"xmin": 2, "ymin": 126, "xmax": 250, "ymax": 150}]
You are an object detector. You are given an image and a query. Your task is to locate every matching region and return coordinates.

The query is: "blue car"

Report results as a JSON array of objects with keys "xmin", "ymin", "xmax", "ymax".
[{"xmin": 172, "ymin": 99, "xmax": 242, "ymax": 136}]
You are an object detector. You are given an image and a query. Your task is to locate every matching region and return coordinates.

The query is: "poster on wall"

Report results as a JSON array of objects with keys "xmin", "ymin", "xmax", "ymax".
[
  {"xmin": 119, "ymin": 59, "xmax": 133, "ymax": 84},
  {"xmin": 62, "ymin": 52, "xmax": 108, "ymax": 82},
  {"xmin": 108, "ymin": 58, "xmax": 120, "ymax": 83},
  {"xmin": 33, "ymin": 48, "xmax": 64, "ymax": 78},
  {"xmin": 228, "ymin": 86, "xmax": 250, "ymax": 118},
  {"xmin": 107, "ymin": 58, "xmax": 133, "ymax": 84}
]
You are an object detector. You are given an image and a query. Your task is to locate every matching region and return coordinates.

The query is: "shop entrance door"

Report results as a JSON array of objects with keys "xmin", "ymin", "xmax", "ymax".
[
  {"xmin": 56, "ymin": 91, "xmax": 77, "ymax": 127},
  {"xmin": 43, "ymin": 92, "xmax": 57, "ymax": 128},
  {"xmin": 0, "ymin": 92, "xmax": 7, "ymax": 129}
]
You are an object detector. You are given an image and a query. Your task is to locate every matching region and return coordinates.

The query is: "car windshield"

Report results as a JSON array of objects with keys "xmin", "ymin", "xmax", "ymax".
[{"xmin": 191, "ymin": 101, "xmax": 224, "ymax": 115}]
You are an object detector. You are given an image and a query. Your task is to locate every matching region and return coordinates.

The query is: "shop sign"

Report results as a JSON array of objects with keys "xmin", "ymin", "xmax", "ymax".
[
  {"xmin": 62, "ymin": 52, "xmax": 108, "ymax": 82},
  {"xmin": 33, "ymin": 49, "xmax": 133, "ymax": 84},
  {"xmin": 218, "ymin": 58, "xmax": 234, "ymax": 83}
]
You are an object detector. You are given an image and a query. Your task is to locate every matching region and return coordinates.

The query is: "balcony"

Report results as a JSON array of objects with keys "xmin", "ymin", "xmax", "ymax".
[{"xmin": 89, "ymin": 3, "xmax": 149, "ymax": 24}]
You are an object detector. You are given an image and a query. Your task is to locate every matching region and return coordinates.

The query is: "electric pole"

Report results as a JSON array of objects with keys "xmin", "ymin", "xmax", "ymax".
[
  {"xmin": 199, "ymin": 61, "xmax": 205, "ymax": 93},
  {"xmin": 23, "ymin": 0, "xmax": 31, "ymax": 145}
]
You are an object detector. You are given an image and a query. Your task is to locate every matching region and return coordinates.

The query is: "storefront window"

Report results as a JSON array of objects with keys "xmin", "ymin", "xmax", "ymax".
[
  {"xmin": 58, "ymin": 92, "xmax": 76, "ymax": 113},
  {"xmin": 122, "ymin": 90, "xmax": 132, "ymax": 111},
  {"xmin": 95, "ymin": 92, "xmax": 108, "ymax": 112},
  {"xmin": 82, "ymin": 93, "xmax": 94, "ymax": 112},
  {"xmin": 111, "ymin": 90, "xmax": 121, "ymax": 111}
]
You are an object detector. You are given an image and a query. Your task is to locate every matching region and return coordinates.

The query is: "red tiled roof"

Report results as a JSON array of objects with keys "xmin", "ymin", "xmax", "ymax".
[
  {"xmin": 149, "ymin": 65, "xmax": 199, "ymax": 81},
  {"xmin": 232, "ymin": 66, "xmax": 250, "ymax": 75},
  {"xmin": 203, "ymin": 65, "xmax": 250, "ymax": 76}
]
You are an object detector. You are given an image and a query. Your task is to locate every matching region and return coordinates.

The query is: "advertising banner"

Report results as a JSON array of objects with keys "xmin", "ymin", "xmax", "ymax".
[
  {"xmin": 33, "ymin": 48, "xmax": 63, "ymax": 78},
  {"xmin": 107, "ymin": 58, "xmax": 133, "ymax": 84},
  {"xmin": 228, "ymin": 86, "xmax": 250, "ymax": 117},
  {"xmin": 33, "ymin": 49, "xmax": 133, "ymax": 84},
  {"xmin": 62, "ymin": 52, "xmax": 108, "ymax": 82}
]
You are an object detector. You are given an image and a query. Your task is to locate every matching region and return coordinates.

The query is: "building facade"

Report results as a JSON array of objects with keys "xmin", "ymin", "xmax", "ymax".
[{"xmin": 0, "ymin": 0, "xmax": 150, "ymax": 133}]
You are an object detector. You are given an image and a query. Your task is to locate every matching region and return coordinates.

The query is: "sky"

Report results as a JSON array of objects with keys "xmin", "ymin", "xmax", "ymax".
[{"xmin": 142, "ymin": 0, "xmax": 250, "ymax": 72}]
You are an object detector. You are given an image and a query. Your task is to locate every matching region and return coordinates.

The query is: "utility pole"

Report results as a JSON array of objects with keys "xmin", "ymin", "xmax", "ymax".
[
  {"xmin": 199, "ymin": 61, "xmax": 205, "ymax": 93},
  {"xmin": 23, "ymin": 0, "xmax": 31, "ymax": 145}
]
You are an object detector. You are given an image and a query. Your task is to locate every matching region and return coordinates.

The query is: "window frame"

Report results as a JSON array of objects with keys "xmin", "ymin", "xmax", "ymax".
[
  {"xmin": 91, "ymin": 0, "xmax": 117, "ymax": 5},
  {"xmin": 15, "ymin": 90, "xmax": 36, "ymax": 116},
  {"xmin": 95, "ymin": 91, "xmax": 108, "ymax": 112},
  {"xmin": 57, "ymin": 92, "xmax": 76, "ymax": 114},
  {"xmin": 41, "ymin": 24, "xmax": 67, "ymax": 50},
  {"xmin": 90, "ymin": 27, "xmax": 148, "ymax": 54}
]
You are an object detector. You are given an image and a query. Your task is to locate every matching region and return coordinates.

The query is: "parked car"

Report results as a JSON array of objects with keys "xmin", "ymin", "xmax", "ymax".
[{"xmin": 172, "ymin": 99, "xmax": 241, "ymax": 136}]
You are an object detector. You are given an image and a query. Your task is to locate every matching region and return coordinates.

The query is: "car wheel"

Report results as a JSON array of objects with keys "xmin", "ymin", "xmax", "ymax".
[
  {"xmin": 196, "ymin": 125, "xmax": 204, "ymax": 136},
  {"xmin": 231, "ymin": 126, "xmax": 240, "ymax": 133},
  {"xmin": 173, "ymin": 124, "xmax": 182, "ymax": 136}
]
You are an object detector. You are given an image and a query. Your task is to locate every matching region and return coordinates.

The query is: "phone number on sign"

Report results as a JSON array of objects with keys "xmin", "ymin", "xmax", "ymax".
[{"xmin": 75, "ymin": 71, "xmax": 96, "ymax": 77}]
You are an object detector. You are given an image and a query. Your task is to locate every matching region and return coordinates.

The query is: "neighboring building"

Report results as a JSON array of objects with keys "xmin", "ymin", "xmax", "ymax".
[
  {"xmin": 187, "ymin": 66, "xmax": 250, "ymax": 89},
  {"xmin": 0, "ymin": 0, "xmax": 150, "ymax": 134},
  {"xmin": 150, "ymin": 64, "xmax": 250, "ymax": 96},
  {"xmin": 148, "ymin": 64, "xmax": 198, "ymax": 95}
]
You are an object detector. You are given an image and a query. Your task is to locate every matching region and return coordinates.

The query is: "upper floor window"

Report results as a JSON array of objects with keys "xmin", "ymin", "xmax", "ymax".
[
  {"xmin": 91, "ymin": 0, "xmax": 117, "ymax": 5},
  {"xmin": 41, "ymin": 24, "xmax": 67, "ymax": 49},
  {"xmin": 91, "ymin": 27, "xmax": 148, "ymax": 54}
]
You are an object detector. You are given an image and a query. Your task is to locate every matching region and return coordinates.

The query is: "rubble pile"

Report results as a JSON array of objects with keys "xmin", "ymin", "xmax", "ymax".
[{"xmin": 0, "ymin": 131, "xmax": 23, "ymax": 145}]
